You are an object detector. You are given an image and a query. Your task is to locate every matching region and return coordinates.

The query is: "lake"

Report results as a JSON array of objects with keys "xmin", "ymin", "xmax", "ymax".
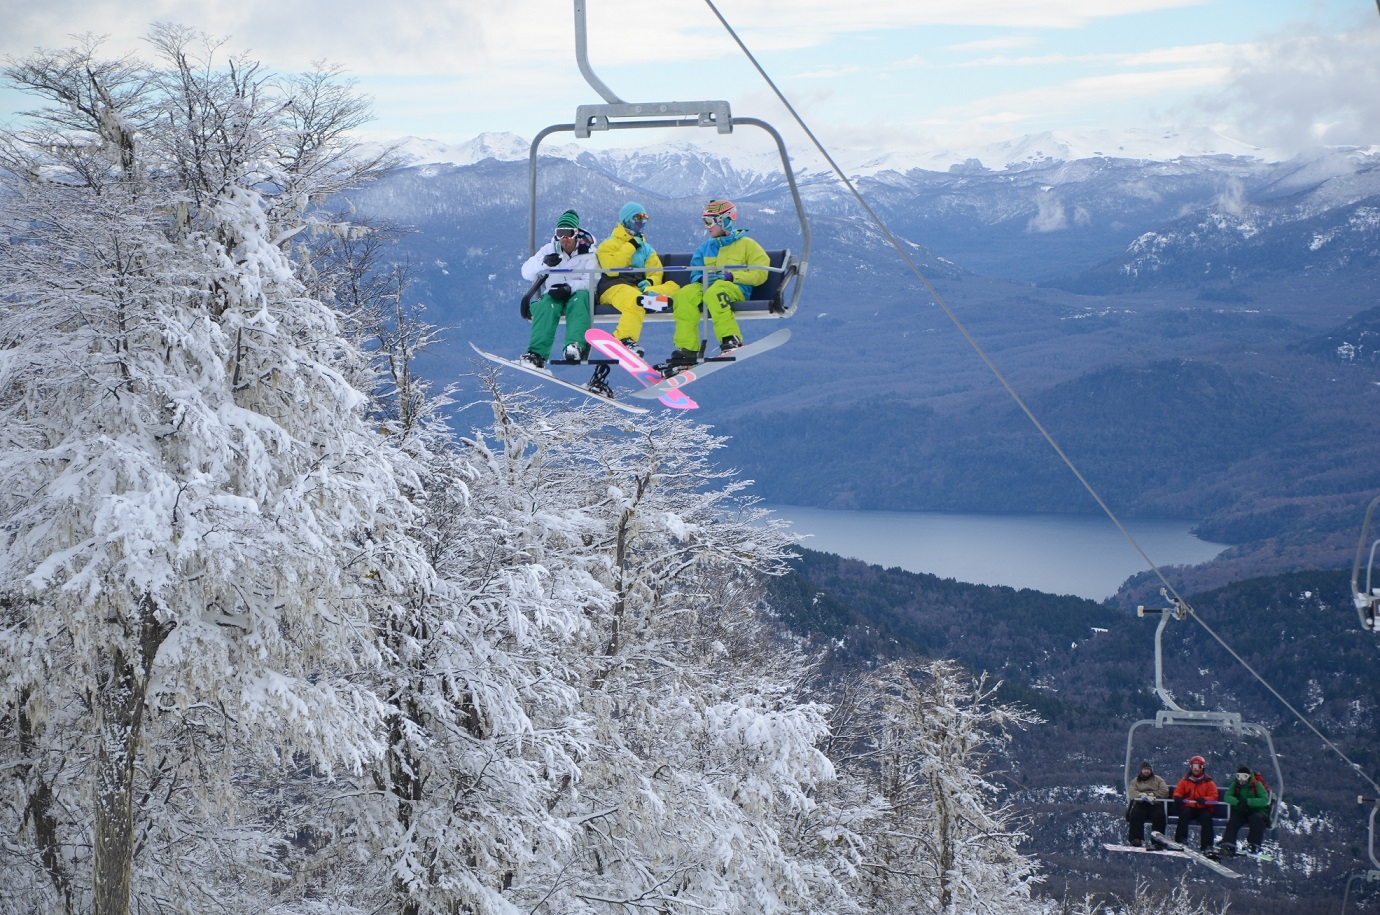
[{"xmin": 762, "ymin": 505, "xmax": 1228, "ymax": 602}]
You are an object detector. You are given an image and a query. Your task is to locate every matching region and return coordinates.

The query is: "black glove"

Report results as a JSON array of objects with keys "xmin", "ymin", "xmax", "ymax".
[
  {"xmin": 548, "ymin": 282, "xmax": 572, "ymax": 304},
  {"xmin": 542, "ymin": 253, "xmax": 561, "ymax": 267}
]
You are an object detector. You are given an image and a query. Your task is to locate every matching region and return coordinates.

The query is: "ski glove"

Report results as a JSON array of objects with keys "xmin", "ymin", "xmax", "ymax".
[
  {"xmin": 543, "ymin": 253, "xmax": 562, "ymax": 267},
  {"xmin": 630, "ymin": 240, "xmax": 651, "ymax": 269},
  {"xmin": 548, "ymin": 282, "xmax": 572, "ymax": 304},
  {"xmin": 637, "ymin": 280, "xmax": 652, "ymax": 292}
]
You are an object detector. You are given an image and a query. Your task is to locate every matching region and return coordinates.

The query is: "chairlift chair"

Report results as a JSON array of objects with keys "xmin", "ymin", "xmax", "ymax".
[
  {"xmin": 523, "ymin": 0, "xmax": 811, "ymax": 328},
  {"xmin": 1341, "ymin": 796, "xmax": 1380, "ymax": 914},
  {"xmin": 1351, "ymin": 494, "xmax": 1380, "ymax": 632},
  {"xmin": 1124, "ymin": 593, "xmax": 1285, "ymax": 831}
]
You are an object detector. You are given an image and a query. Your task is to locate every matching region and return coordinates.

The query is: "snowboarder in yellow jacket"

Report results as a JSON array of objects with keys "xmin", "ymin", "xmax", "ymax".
[
  {"xmin": 658, "ymin": 199, "xmax": 770, "ymax": 376},
  {"xmin": 595, "ymin": 202, "xmax": 680, "ymax": 356}
]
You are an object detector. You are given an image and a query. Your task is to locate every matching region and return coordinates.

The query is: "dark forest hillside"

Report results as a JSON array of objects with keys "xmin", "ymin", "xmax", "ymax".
[{"xmin": 767, "ymin": 549, "xmax": 1380, "ymax": 914}]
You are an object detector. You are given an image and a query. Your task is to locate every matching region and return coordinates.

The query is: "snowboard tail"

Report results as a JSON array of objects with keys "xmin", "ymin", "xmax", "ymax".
[
  {"xmin": 627, "ymin": 328, "xmax": 791, "ymax": 400},
  {"xmin": 470, "ymin": 342, "xmax": 649, "ymax": 414}
]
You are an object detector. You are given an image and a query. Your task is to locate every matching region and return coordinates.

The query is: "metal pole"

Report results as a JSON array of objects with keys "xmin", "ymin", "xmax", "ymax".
[{"xmin": 573, "ymin": 0, "xmax": 624, "ymax": 104}]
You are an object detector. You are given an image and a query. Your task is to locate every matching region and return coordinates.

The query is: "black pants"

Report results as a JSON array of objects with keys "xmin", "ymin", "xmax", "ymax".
[
  {"xmin": 1221, "ymin": 809, "xmax": 1268, "ymax": 850},
  {"xmin": 1128, "ymin": 801, "xmax": 1166, "ymax": 844},
  {"xmin": 1174, "ymin": 807, "xmax": 1216, "ymax": 850}
]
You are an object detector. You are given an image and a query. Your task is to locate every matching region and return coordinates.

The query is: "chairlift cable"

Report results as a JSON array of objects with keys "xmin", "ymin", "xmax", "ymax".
[
  {"xmin": 1184, "ymin": 605, "xmax": 1380, "ymax": 795},
  {"xmin": 703, "ymin": 0, "xmax": 1185, "ymax": 606},
  {"xmin": 705, "ymin": 0, "xmax": 1380, "ymax": 796}
]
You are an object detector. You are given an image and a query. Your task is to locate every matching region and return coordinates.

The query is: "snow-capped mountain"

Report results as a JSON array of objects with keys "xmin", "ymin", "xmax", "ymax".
[{"xmin": 381, "ymin": 125, "xmax": 1289, "ymax": 179}]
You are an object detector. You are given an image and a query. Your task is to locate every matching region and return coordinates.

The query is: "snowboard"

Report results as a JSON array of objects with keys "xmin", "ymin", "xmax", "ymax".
[
  {"xmin": 1102, "ymin": 842, "xmax": 1191, "ymax": 860},
  {"xmin": 584, "ymin": 329, "xmax": 697, "ymax": 410},
  {"xmin": 470, "ymin": 342, "xmax": 649, "ymax": 415},
  {"xmin": 1150, "ymin": 832, "xmax": 1241, "ymax": 879},
  {"xmin": 626, "ymin": 328, "xmax": 791, "ymax": 400}
]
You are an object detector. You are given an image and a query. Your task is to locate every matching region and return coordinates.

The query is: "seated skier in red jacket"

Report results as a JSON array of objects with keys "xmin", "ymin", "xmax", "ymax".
[{"xmin": 1172, "ymin": 755, "xmax": 1220, "ymax": 853}]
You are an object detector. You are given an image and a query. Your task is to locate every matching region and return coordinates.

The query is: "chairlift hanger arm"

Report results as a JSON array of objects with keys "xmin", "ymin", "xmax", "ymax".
[
  {"xmin": 1352, "ymin": 493, "xmax": 1380, "ymax": 631},
  {"xmin": 1124, "ymin": 590, "xmax": 1286, "ymax": 818},
  {"xmin": 525, "ymin": 1, "xmax": 813, "ymax": 319}
]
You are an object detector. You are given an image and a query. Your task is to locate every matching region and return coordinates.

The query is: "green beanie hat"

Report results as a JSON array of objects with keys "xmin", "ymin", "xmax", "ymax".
[{"xmin": 556, "ymin": 210, "xmax": 580, "ymax": 230}]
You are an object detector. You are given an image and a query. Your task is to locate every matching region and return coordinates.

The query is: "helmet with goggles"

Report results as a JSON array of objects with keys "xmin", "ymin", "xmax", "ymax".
[{"xmin": 702, "ymin": 198, "xmax": 737, "ymax": 230}]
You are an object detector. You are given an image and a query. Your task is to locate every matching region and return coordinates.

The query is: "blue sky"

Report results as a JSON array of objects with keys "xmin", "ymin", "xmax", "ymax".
[{"xmin": 2, "ymin": 0, "xmax": 1377, "ymax": 160}]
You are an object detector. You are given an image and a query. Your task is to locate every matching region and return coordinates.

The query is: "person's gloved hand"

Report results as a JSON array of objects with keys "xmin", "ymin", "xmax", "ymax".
[
  {"xmin": 637, "ymin": 280, "xmax": 652, "ymax": 292},
  {"xmin": 542, "ymin": 253, "xmax": 561, "ymax": 267},
  {"xmin": 548, "ymin": 283, "xmax": 572, "ymax": 304}
]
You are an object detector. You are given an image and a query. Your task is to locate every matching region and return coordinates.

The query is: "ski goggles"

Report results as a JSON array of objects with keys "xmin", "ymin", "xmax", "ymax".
[{"xmin": 554, "ymin": 228, "xmax": 577, "ymax": 238}]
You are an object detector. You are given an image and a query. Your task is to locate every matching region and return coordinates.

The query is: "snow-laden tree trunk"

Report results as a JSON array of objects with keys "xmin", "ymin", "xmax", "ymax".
[
  {"xmin": 0, "ymin": 28, "xmax": 419, "ymax": 915},
  {"xmin": 92, "ymin": 595, "xmax": 171, "ymax": 915}
]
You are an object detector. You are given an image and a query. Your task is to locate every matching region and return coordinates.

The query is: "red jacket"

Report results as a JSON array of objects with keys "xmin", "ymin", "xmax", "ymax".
[{"xmin": 1173, "ymin": 774, "xmax": 1219, "ymax": 809}]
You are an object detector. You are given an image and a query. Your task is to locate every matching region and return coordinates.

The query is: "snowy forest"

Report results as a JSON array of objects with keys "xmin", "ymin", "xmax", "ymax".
[{"xmin": 0, "ymin": 29, "xmax": 1252, "ymax": 915}]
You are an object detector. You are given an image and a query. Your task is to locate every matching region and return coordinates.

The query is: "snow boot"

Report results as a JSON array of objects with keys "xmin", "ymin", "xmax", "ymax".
[{"xmin": 655, "ymin": 348, "xmax": 699, "ymax": 378}]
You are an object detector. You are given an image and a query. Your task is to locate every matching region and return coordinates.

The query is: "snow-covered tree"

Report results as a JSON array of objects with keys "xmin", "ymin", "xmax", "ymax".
[
  {"xmin": 442, "ymin": 392, "xmax": 861, "ymax": 915},
  {"xmin": 827, "ymin": 660, "xmax": 1045, "ymax": 914},
  {"xmin": 0, "ymin": 28, "xmax": 425, "ymax": 915}
]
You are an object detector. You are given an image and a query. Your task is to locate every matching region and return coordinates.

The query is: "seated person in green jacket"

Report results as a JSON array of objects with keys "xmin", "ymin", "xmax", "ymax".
[{"xmin": 1217, "ymin": 765, "xmax": 1271, "ymax": 856}]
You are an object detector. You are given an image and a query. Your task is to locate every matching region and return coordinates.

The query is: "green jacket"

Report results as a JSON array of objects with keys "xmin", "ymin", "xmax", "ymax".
[{"xmin": 1223, "ymin": 773, "xmax": 1271, "ymax": 811}]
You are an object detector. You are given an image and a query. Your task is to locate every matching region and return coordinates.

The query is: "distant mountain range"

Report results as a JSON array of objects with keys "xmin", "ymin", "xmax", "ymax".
[{"xmin": 346, "ymin": 132, "xmax": 1380, "ymax": 597}]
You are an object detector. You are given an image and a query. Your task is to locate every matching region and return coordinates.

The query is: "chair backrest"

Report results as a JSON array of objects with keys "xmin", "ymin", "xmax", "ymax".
[{"xmin": 521, "ymin": 249, "xmax": 800, "ymax": 324}]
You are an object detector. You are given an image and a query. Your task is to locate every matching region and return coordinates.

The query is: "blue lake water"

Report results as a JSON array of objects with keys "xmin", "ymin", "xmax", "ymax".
[{"xmin": 763, "ymin": 505, "xmax": 1228, "ymax": 602}]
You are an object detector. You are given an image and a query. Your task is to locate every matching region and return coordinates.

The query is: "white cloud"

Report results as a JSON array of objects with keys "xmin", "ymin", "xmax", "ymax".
[
  {"xmin": 926, "ymin": 67, "xmax": 1231, "ymax": 134},
  {"xmin": 945, "ymin": 35, "xmax": 1039, "ymax": 54},
  {"xmin": 960, "ymin": 42, "xmax": 1237, "ymax": 69},
  {"xmin": 0, "ymin": 0, "xmax": 1211, "ymax": 74},
  {"xmin": 1199, "ymin": 21, "xmax": 1380, "ymax": 153}
]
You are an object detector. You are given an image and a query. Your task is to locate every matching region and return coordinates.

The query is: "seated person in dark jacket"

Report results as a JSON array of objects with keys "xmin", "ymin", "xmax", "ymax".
[{"xmin": 1126, "ymin": 760, "xmax": 1171, "ymax": 848}]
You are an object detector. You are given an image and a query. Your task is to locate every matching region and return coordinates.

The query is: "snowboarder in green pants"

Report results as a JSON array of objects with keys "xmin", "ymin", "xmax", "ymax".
[{"xmin": 520, "ymin": 209, "xmax": 599, "ymax": 370}]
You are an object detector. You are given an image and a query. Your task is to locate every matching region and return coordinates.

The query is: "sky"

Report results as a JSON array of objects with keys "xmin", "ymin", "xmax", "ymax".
[{"xmin": 2, "ymin": 0, "xmax": 1378, "ymax": 165}]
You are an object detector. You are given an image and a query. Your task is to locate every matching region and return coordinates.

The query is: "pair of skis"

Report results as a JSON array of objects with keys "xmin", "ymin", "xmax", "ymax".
[{"xmin": 471, "ymin": 327, "xmax": 791, "ymax": 414}]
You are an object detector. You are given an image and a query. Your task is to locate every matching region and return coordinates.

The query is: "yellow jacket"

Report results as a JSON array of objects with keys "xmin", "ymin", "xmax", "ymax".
[
  {"xmin": 691, "ymin": 230, "xmax": 770, "ymax": 292},
  {"xmin": 598, "ymin": 224, "xmax": 666, "ymax": 287}
]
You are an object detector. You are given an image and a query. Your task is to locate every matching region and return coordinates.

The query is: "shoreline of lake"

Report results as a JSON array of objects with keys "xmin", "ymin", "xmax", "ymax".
[{"xmin": 762, "ymin": 504, "xmax": 1228, "ymax": 602}]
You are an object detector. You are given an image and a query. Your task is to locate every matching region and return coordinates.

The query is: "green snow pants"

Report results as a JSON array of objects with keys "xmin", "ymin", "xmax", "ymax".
[
  {"xmin": 670, "ymin": 279, "xmax": 745, "ymax": 352},
  {"xmin": 526, "ymin": 289, "xmax": 592, "ymax": 360}
]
